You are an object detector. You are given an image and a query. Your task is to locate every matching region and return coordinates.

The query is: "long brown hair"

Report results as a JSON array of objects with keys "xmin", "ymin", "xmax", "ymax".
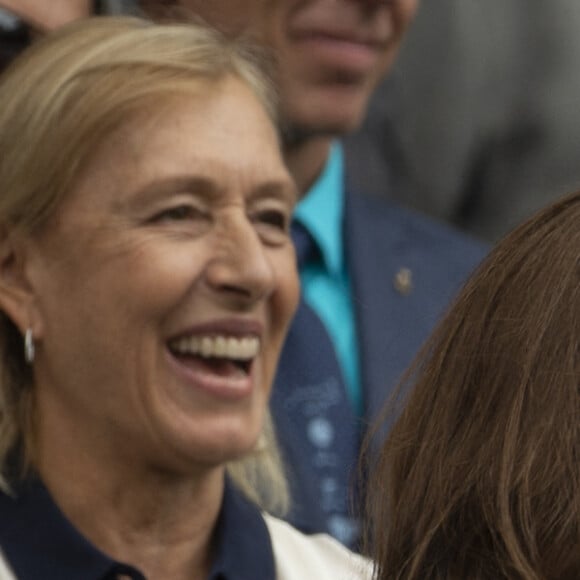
[{"xmin": 366, "ymin": 192, "xmax": 580, "ymax": 579}]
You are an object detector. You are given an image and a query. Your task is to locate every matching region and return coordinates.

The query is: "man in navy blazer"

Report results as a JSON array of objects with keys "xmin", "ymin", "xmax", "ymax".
[
  {"xmin": 139, "ymin": 0, "xmax": 487, "ymax": 548},
  {"xmin": 271, "ymin": 176, "xmax": 485, "ymax": 546}
]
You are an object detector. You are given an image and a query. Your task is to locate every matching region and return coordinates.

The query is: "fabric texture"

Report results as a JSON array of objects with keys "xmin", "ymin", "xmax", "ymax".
[
  {"xmin": 0, "ymin": 553, "xmax": 15, "ymax": 580},
  {"xmin": 294, "ymin": 145, "xmax": 362, "ymax": 412},
  {"xmin": 0, "ymin": 475, "xmax": 370, "ymax": 579},
  {"xmin": 264, "ymin": 514, "xmax": 373, "ymax": 580},
  {"xmin": 273, "ymin": 220, "xmax": 361, "ymax": 547}
]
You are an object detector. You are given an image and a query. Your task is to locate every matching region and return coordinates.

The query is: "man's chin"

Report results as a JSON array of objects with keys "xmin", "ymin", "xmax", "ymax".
[{"xmin": 281, "ymin": 114, "xmax": 364, "ymax": 147}]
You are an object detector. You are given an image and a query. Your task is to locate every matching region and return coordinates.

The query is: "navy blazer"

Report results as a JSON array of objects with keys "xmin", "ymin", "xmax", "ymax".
[
  {"xmin": 346, "ymin": 191, "xmax": 486, "ymax": 437},
  {"xmin": 272, "ymin": 185, "xmax": 487, "ymax": 539}
]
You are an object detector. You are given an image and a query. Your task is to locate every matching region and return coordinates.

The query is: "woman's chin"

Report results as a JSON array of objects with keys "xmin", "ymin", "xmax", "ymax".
[{"xmin": 165, "ymin": 428, "xmax": 263, "ymax": 473}]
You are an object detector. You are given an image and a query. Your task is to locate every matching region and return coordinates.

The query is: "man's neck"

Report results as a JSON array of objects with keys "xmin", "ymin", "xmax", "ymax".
[
  {"xmin": 0, "ymin": 0, "xmax": 92, "ymax": 31},
  {"xmin": 283, "ymin": 136, "xmax": 333, "ymax": 198}
]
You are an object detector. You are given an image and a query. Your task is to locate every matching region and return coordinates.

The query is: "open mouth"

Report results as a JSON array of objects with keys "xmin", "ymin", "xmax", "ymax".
[{"xmin": 168, "ymin": 335, "xmax": 260, "ymax": 379}]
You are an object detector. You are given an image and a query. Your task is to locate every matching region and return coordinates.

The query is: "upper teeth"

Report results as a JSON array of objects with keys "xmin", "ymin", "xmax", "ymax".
[{"xmin": 170, "ymin": 335, "xmax": 260, "ymax": 361}]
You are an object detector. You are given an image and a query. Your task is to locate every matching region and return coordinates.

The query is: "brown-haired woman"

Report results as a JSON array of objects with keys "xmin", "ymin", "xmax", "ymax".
[{"xmin": 366, "ymin": 191, "xmax": 580, "ymax": 579}]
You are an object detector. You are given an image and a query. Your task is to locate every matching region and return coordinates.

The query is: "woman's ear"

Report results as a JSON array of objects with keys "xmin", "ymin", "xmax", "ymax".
[{"xmin": 0, "ymin": 227, "xmax": 41, "ymax": 337}]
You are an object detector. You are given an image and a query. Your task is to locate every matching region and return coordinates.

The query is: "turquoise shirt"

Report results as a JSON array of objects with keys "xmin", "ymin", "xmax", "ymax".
[{"xmin": 294, "ymin": 143, "xmax": 362, "ymax": 415}]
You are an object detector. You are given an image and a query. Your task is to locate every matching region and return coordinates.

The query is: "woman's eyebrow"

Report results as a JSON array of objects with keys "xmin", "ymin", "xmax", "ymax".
[
  {"xmin": 118, "ymin": 176, "xmax": 222, "ymax": 209},
  {"xmin": 249, "ymin": 179, "xmax": 299, "ymax": 205},
  {"xmin": 119, "ymin": 174, "xmax": 298, "ymax": 209}
]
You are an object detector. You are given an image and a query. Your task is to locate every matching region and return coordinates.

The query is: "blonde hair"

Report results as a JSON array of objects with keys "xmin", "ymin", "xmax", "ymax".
[{"xmin": 0, "ymin": 16, "xmax": 288, "ymax": 514}]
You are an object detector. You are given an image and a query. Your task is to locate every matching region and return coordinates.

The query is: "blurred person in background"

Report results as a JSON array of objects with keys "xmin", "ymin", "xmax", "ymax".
[
  {"xmin": 0, "ymin": 0, "xmax": 133, "ymax": 71},
  {"xmin": 346, "ymin": 0, "xmax": 580, "ymax": 241}
]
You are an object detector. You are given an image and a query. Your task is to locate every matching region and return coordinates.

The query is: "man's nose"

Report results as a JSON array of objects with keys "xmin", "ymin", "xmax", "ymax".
[{"xmin": 350, "ymin": 0, "xmax": 392, "ymax": 6}]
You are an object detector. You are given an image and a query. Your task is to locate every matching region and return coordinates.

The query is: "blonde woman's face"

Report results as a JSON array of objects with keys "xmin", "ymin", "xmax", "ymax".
[{"xmin": 25, "ymin": 79, "xmax": 299, "ymax": 476}]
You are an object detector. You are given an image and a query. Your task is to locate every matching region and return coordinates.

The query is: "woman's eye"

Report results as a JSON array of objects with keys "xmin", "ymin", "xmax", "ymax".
[
  {"xmin": 256, "ymin": 210, "xmax": 288, "ymax": 231},
  {"xmin": 252, "ymin": 208, "xmax": 291, "ymax": 246},
  {"xmin": 151, "ymin": 205, "xmax": 200, "ymax": 223}
]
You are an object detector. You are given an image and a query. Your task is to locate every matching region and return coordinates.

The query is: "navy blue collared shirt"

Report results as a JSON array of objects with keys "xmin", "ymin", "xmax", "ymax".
[{"xmin": 0, "ymin": 477, "xmax": 276, "ymax": 579}]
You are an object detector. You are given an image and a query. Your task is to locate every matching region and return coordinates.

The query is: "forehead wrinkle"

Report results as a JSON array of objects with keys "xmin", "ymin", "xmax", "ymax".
[
  {"xmin": 247, "ymin": 179, "xmax": 298, "ymax": 206},
  {"xmin": 169, "ymin": 154, "xmax": 293, "ymax": 206},
  {"xmin": 111, "ymin": 175, "xmax": 223, "ymax": 214},
  {"xmin": 31, "ymin": 212, "xmax": 146, "ymax": 285}
]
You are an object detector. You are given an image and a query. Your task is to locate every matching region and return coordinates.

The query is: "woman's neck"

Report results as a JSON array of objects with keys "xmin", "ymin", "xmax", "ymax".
[
  {"xmin": 38, "ymin": 451, "xmax": 224, "ymax": 580},
  {"xmin": 0, "ymin": 0, "xmax": 92, "ymax": 31}
]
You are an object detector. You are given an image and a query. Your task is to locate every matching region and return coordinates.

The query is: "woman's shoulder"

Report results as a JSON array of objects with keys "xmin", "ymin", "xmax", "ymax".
[{"xmin": 263, "ymin": 513, "xmax": 374, "ymax": 580}]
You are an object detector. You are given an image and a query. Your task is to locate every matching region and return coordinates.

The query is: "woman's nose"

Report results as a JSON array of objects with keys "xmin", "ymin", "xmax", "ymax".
[{"xmin": 203, "ymin": 216, "xmax": 276, "ymax": 306}]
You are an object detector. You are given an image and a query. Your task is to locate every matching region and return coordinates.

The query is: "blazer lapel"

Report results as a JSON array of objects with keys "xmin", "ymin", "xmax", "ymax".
[{"xmin": 345, "ymin": 192, "xmax": 416, "ymax": 434}]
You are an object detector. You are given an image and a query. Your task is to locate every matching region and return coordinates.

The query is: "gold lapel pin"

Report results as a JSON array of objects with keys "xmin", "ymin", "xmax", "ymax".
[{"xmin": 394, "ymin": 267, "xmax": 413, "ymax": 296}]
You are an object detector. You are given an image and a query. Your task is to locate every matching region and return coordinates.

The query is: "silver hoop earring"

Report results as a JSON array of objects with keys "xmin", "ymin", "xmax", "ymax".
[{"xmin": 24, "ymin": 328, "xmax": 35, "ymax": 364}]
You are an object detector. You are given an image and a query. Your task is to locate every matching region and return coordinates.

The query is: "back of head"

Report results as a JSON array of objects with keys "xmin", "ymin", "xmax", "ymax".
[
  {"xmin": 0, "ymin": 15, "xmax": 287, "ymax": 514},
  {"xmin": 367, "ymin": 192, "xmax": 580, "ymax": 579}
]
